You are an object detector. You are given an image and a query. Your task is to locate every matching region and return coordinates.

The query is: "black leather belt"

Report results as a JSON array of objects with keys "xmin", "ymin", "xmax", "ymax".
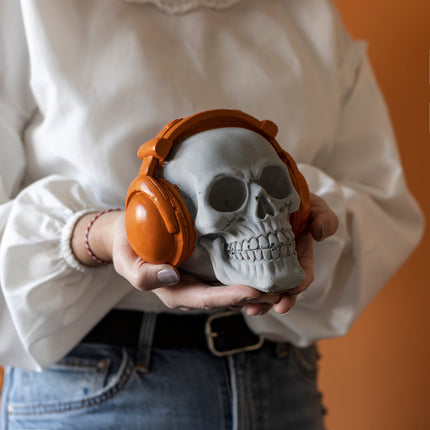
[{"xmin": 82, "ymin": 309, "xmax": 264, "ymax": 357}]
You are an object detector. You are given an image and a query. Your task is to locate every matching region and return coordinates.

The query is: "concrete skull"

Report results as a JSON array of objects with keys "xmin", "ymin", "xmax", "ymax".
[{"xmin": 161, "ymin": 127, "xmax": 305, "ymax": 293}]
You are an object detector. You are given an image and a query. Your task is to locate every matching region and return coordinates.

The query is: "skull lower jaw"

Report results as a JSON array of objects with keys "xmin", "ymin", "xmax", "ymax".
[{"xmin": 200, "ymin": 237, "xmax": 305, "ymax": 293}]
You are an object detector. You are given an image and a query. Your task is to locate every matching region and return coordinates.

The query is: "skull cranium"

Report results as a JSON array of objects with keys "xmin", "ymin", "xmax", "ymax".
[{"xmin": 161, "ymin": 127, "xmax": 305, "ymax": 293}]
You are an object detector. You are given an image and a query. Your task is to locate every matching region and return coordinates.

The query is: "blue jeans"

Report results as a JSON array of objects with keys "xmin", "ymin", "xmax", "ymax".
[{"xmin": 1, "ymin": 316, "xmax": 326, "ymax": 430}]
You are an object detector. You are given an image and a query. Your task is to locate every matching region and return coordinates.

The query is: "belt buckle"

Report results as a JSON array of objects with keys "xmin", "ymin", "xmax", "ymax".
[{"xmin": 205, "ymin": 310, "xmax": 264, "ymax": 357}]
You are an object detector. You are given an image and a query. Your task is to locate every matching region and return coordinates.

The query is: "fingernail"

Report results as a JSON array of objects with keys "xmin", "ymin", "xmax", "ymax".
[
  {"xmin": 157, "ymin": 269, "xmax": 180, "ymax": 285},
  {"xmin": 316, "ymin": 223, "xmax": 326, "ymax": 241},
  {"xmin": 320, "ymin": 223, "xmax": 327, "ymax": 240}
]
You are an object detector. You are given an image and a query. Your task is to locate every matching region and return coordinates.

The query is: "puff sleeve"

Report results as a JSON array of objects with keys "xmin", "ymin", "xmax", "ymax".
[
  {"xmin": 0, "ymin": 2, "xmax": 131, "ymax": 371},
  {"xmin": 245, "ymin": 24, "xmax": 424, "ymax": 345}
]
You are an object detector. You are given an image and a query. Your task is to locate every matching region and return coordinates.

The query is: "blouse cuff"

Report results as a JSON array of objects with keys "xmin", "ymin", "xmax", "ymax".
[{"xmin": 60, "ymin": 208, "xmax": 100, "ymax": 273}]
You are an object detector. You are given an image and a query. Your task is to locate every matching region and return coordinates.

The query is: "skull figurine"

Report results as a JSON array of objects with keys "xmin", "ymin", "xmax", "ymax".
[{"xmin": 161, "ymin": 127, "xmax": 305, "ymax": 293}]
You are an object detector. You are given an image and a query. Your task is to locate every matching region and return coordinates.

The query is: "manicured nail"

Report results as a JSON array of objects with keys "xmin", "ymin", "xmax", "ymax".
[
  {"xmin": 157, "ymin": 269, "xmax": 180, "ymax": 285},
  {"xmin": 320, "ymin": 223, "xmax": 327, "ymax": 240},
  {"xmin": 315, "ymin": 223, "xmax": 326, "ymax": 241}
]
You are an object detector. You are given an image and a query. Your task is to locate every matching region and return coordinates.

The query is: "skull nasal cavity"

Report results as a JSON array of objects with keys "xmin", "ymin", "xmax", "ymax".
[{"xmin": 257, "ymin": 195, "xmax": 275, "ymax": 218}]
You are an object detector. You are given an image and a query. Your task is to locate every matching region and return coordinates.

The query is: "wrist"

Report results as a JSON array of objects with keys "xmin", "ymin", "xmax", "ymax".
[{"xmin": 71, "ymin": 209, "xmax": 124, "ymax": 266}]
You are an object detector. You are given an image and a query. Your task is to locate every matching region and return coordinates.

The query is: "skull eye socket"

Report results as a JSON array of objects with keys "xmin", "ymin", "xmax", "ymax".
[
  {"xmin": 257, "ymin": 165, "xmax": 292, "ymax": 199},
  {"xmin": 208, "ymin": 177, "xmax": 247, "ymax": 212}
]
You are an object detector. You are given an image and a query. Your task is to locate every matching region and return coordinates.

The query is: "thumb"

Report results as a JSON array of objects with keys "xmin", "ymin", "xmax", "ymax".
[{"xmin": 113, "ymin": 241, "xmax": 180, "ymax": 290}]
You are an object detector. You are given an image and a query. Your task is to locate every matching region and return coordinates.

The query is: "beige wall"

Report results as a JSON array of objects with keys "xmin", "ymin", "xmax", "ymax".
[{"xmin": 319, "ymin": 1, "xmax": 430, "ymax": 429}]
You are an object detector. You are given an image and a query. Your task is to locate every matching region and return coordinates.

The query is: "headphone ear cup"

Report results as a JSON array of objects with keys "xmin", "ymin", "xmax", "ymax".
[{"xmin": 125, "ymin": 176, "xmax": 195, "ymax": 266}]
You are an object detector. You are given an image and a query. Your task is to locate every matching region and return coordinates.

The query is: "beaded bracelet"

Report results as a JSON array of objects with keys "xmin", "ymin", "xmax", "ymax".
[{"xmin": 84, "ymin": 208, "xmax": 122, "ymax": 264}]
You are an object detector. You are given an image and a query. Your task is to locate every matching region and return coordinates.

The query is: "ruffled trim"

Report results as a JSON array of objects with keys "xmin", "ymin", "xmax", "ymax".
[
  {"xmin": 124, "ymin": 0, "xmax": 242, "ymax": 14},
  {"xmin": 60, "ymin": 208, "xmax": 100, "ymax": 273}
]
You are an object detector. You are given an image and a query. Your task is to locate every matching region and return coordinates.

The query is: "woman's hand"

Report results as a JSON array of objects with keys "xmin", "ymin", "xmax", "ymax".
[
  {"xmin": 110, "ymin": 213, "xmax": 282, "ymax": 312},
  {"xmin": 267, "ymin": 193, "xmax": 339, "ymax": 314},
  {"xmin": 71, "ymin": 193, "xmax": 338, "ymax": 316},
  {"xmin": 71, "ymin": 210, "xmax": 280, "ymax": 313}
]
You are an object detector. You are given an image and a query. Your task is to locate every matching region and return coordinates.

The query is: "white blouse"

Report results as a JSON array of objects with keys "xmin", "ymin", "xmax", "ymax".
[{"xmin": 0, "ymin": 0, "xmax": 424, "ymax": 370}]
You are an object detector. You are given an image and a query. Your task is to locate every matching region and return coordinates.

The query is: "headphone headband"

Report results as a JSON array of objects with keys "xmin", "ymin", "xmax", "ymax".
[{"xmin": 137, "ymin": 109, "xmax": 281, "ymax": 177}]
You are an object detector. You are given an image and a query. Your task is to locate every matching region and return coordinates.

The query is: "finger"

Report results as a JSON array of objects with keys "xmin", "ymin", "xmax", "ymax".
[
  {"xmin": 308, "ymin": 193, "xmax": 339, "ymax": 241},
  {"xmin": 193, "ymin": 276, "xmax": 282, "ymax": 306},
  {"xmin": 239, "ymin": 294, "xmax": 281, "ymax": 305},
  {"xmin": 272, "ymin": 295, "xmax": 297, "ymax": 314},
  {"xmin": 134, "ymin": 262, "xmax": 181, "ymax": 290},
  {"xmin": 260, "ymin": 303, "xmax": 274, "ymax": 315},
  {"xmin": 287, "ymin": 231, "xmax": 314, "ymax": 295},
  {"xmin": 295, "ymin": 231, "xmax": 313, "ymax": 273},
  {"xmin": 236, "ymin": 295, "xmax": 280, "ymax": 315},
  {"xmin": 255, "ymin": 293, "xmax": 282, "ymax": 304},
  {"xmin": 113, "ymin": 241, "xmax": 180, "ymax": 290},
  {"xmin": 229, "ymin": 305, "xmax": 244, "ymax": 311},
  {"xmin": 154, "ymin": 282, "xmax": 262, "ymax": 311},
  {"xmin": 245, "ymin": 302, "xmax": 273, "ymax": 316}
]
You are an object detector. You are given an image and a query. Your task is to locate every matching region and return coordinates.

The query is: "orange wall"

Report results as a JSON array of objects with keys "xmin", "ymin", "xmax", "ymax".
[
  {"xmin": 319, "ymin": 1, "xmax": 430, "ymax": 429},
  {"xmin": 1, "ymin": 2, "xmax": 429, "ymax": 424}
]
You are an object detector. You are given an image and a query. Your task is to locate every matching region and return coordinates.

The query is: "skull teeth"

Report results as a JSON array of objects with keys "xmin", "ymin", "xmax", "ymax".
[{"xmin": 226, "ymin": 230, "xmax": 295, "ymax": 262}]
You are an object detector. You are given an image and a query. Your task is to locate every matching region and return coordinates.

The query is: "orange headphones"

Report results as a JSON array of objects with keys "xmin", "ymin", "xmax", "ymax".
[{"xmin": 125, "ymin": 109, "xmax": 311, "ymax": 266}]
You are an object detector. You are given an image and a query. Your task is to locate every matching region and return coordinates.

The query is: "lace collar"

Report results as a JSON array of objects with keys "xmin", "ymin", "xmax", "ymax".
[{"xmin": 125, "ymin": 0, "xmax": 243, "ymax": 15}]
